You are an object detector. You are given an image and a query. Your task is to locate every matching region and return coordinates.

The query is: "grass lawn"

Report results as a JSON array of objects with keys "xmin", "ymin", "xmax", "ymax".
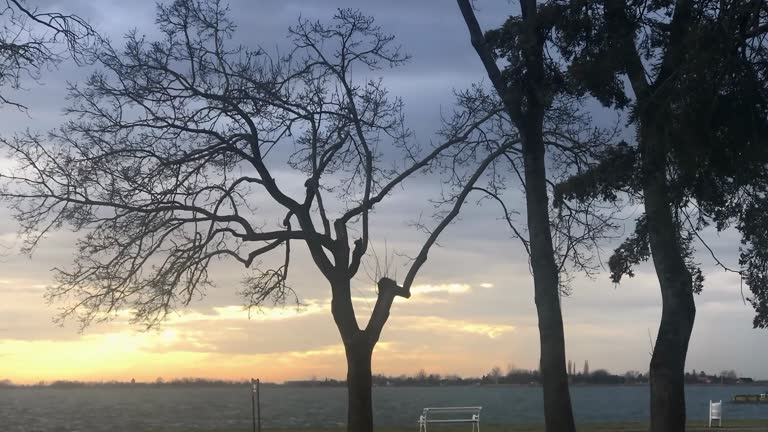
[{"xmin": 150, "ymin": 420, "xmax": 768, "ymax": 432}]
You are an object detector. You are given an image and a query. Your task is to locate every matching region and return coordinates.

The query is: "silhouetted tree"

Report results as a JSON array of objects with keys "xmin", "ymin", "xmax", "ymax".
[
  {"xmin": 0, "ymin": 3, "xmax": 508, "ymax": 431},
  {"xmin": 456, "ymin": 2, "xmax": 620, "ymax": 431},
  {"xmin": 624, "ymin": 371, "xmax": 642, "ymax": 384},
  {"xmin": 415, "ymin": 369, "xmax": 428, "ymax": 382},
  {"xmin": 489, "ymin": 366, "xmax": 503, "ymax": 384},
  {"xmin": 720, "ymin": 370, "xmax": 738, "ymax": 383},
  {"xmin": 547, "ymin": 1, "xmax": 768, "ymax": 430},
  {"xmin": 0, "ymin": 0, "xmax": 96, "ymax": 109}
]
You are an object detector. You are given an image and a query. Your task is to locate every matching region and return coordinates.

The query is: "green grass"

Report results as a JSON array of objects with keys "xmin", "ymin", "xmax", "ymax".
[{"xmin": 147, "ymin": 420, "xmax": 768, "ymax": 432}]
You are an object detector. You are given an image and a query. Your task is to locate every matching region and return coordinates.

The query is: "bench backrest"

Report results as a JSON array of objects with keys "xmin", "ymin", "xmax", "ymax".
[
  {"xmin": 710, "ymin": 401, "xmax": 722, "ymax": 419},
  {"xmin": 422, "ymin": 407, "xmax": 481, "ymax": 421}
]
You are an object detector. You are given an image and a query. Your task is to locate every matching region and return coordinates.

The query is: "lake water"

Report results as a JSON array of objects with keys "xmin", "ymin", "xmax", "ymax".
[{"xmin": 1, "ymin": 385, "xmax": 767, "ymax": 431}]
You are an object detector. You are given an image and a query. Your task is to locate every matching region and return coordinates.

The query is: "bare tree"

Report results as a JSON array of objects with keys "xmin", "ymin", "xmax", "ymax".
[
  {"xmin": 453, "ymin": 93, "xmax": 620, "ymax": 293},
  {"xmin": 0, "ymin": 0, "xmax": 96, "ymax": 109},
  {"xmin": 454, "ymin": 2, "xmax": 623, "ymax": 431},
  {"xmin": 0, "ymin": 2, "xmax": 509, "ymax": 431}
]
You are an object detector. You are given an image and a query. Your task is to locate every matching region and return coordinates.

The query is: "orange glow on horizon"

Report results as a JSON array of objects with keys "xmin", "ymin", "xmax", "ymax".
[
  {"xmin": 0, "ymin": 333, "xmax": 354, "ymax": 384},
  {"xmin": 0, "ymin": 283, "xmax": 521, "ymax": 385}
]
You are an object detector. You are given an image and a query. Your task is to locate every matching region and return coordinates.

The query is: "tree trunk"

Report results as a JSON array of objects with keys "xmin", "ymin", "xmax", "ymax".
[
  {"xmin": 454, "ymin": 2, "xmax": 576, "ymax": 429},
  {"xmin": 345, "ymin": 332, "xmax": 374, "ymax": 432},
  {"xmin": 329, "ymin": 271, "xmax": 373, "ymax": 432},
  {"xmin": 522, "ymin": 123, "xmax": 577, "ymax": 432},
  {"xmin": 331, "ymin": 274, "xmax": 403, "ymax": 432},
  {"xmin": 518, "ymin": 2, "xmax": 576, "ymax": 427},
  {"xmin": 641, "ymin": 123, "xmax": 696, "ymax": 432}
]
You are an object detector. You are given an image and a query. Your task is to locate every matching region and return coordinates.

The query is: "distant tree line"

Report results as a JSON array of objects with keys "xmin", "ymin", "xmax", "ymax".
[
  {"xmin": 285, "ymin": 365, "xmax": 762, "ymax": 387},
  {"xmin": 483, "ymin": 366, "xmax": 638, "ymax": 386},
  {"xmin": 0, "ymin": 378, "xmax": 277, "ymax": 388},
  {"xmin": 684, "ymin": 370, "xmax": 752, "ymax": 385},
  {"xmin": 0, "ymin": 367, "xmax": 760, "ymax": 389}
]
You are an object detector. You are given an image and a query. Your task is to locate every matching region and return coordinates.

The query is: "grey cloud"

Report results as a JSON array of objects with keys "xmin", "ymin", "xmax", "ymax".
[{"xmin": 0, "ymin": 0, "xmax": 767, "ymax": 381}]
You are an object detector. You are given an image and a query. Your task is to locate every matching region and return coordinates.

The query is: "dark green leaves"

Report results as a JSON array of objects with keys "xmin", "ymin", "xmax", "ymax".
[{"xmin": 608, "ymin": 214, "xmax": 650, "ymax": 283}]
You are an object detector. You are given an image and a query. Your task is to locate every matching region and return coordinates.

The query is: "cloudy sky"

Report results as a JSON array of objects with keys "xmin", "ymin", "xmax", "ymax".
[{"xmin": 0, "ymin": 0, "xmax": 766, "ymax": 385}]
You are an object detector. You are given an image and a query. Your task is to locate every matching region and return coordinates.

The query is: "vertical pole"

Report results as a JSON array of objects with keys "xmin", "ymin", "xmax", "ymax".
[
  {"xmin": 256, "ymin": 378, "xmax": 262, "ymax": 432},
  {"xmin": 251, "ymin": 378, "xmax": 256, "ymax": 432}
]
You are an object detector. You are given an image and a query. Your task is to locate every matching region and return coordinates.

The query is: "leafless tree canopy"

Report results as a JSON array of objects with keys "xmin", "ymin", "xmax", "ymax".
[
  {"xmin": 0, "ymin": 0, "xmax": 96, "ymax": 108},
  {"xmin": 436, "ymin": 88, "xmax": 621, "ymax": 296},
  {"xmin": 0, "ymin": 2, "xmax": 503, "ymax": 328}
]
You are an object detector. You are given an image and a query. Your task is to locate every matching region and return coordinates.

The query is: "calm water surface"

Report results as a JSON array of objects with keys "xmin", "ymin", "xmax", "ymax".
[{"xmin": 1, "ymin": 385, "xmax": 767, "ymax": 431}]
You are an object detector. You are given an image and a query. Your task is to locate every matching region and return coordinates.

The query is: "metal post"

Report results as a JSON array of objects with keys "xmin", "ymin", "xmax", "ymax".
[
  {"xmin": 256, "ymin": 378, "xmax": 261, "ymax": 432},
  {"xmin": 251, "ymin": 378, "xmax": 256, "ymax": 432}
]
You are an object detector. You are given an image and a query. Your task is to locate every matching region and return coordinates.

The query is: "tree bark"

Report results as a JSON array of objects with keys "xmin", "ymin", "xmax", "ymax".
[
  {"xmin": 606, "ymin": 2, "xmax": 696, "ymax": 426},
  {"xmin": 329, "ymin": 272, "xmax": 372, "ymax": 432},
  {"xmin": 519, "ymin": 1, "xmax": 576, "ymax": 429},
  {"xmin": 330, "ymin": 274, "xmax": 405, "ymax": 432},
  {"xmin": 640, "ymin": 123, "xmax": 696, "ymax": 432},
  {"xmin": 345, "ymin": 331, "xmax": 374, "ymax": 432},
  {"xmin": 522, "ymin": 123, "xmax": 577, "ymax": 432},
  {"xmin": 644, "ymin": 5, "xmax": 696, "ymax": 429},
  {"xmin": 455, "ymin": 2, "xmax": 577, "ymax": 430}
]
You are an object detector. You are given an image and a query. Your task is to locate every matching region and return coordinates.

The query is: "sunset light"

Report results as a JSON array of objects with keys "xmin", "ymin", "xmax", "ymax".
[{"xmin": 2, "ymin": 1, "xmax": 768, "ymax": 431}]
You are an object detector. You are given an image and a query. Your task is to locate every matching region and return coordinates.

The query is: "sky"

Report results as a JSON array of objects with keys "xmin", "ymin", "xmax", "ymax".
[{"xmin": 0, "ymin": 0, "xmax": 766, "ymax": 385}]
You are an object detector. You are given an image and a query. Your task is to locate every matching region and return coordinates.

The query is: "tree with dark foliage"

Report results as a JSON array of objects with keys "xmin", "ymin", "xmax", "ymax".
[
  {"xmin": 546, "ymin": 1, "xmax": 768, "ymax": 431},
  {"xmin": 0, "ymin": 3, "xmax": 510, "ymax": 431}
]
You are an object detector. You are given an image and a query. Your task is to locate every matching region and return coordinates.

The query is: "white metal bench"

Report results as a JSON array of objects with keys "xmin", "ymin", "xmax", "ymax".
[{"xmin": 418, "ymin": 406, "xmax": 482, "ymax": 431}]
